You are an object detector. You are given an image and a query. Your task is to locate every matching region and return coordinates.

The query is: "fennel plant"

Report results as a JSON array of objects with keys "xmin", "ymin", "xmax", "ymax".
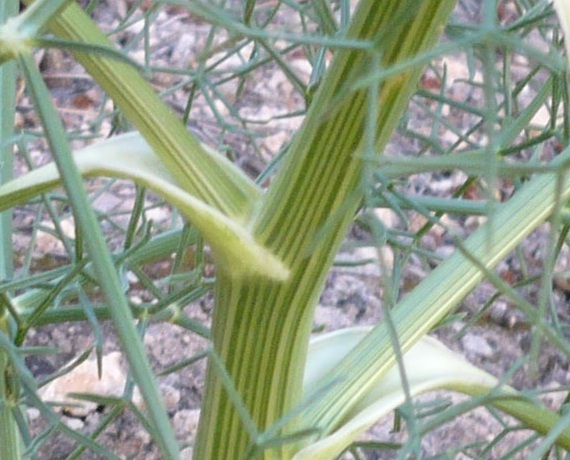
[{"xmin": 0, "ymin": 0, "xmax": 570, "ymax": 459}]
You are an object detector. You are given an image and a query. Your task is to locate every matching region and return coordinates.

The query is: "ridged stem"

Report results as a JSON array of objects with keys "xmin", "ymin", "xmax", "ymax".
[
  {"xmin": 194, "ymin": 1, "xmax": 456, "ymax": 458},
  {"xmin": 0, "ymin": 2, "xmax": 20, "ymax": 458}
]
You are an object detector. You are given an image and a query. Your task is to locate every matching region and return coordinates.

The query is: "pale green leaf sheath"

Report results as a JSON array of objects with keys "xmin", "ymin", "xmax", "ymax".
[
  {"xmin": 0, "ymin": 133, "xmax": 288, "ymax": 281},
  {"xmin": 301, "ymin": 323, "xmax": 570, "ymax": 456},
  {"xmin": 298, "ymin": 329, "xmax": 505, "ymax": 459}
]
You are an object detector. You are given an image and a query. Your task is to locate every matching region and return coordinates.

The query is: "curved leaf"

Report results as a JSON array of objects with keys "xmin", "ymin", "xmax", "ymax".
[
  {"xmin": 297, "ymin": 328, "xmax": 507, "ymax": 459},
  {"xmin": 0, "ymin": 133, "xmax": 288, "ymax": 281}
]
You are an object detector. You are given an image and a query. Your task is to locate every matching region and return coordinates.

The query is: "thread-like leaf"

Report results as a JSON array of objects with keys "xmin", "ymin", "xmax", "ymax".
[{"xmin": 553, "ymin": 0, "xmax": 570, "ymax": 66}]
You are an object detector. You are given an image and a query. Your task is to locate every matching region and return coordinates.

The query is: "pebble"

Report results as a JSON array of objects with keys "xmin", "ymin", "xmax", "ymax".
[
  {"xmin": 39, "ymin": 352, "xmax": 127, "ymax": 417},
  {"xmin": 461, "ymin": 333, "xmax": 494, "ymax": 359}
]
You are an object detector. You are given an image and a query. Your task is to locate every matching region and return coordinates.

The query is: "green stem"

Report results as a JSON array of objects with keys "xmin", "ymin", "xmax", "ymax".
[
  {"xmin": 194, "ymin": 1, "xmax": 456, "ymax": 458},
  {"xmin": 18, "ymin": 53, "xmax": 179, "ymax": 460},
  {"xmin": 0, "ymin": 0, "xmax": 16, "ymax": 282},
  {"xmin": 0, "ymin": 2, "xmax": 20, "ymax": 458},
  {"xmin": 0, "ymin": 320, "xmax": 21, "ymax": 460}
]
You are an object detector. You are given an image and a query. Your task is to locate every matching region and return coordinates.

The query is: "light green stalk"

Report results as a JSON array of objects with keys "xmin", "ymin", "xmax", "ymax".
[
  {"xmin": 194, "ymin": 1, "xmax": 457, "ymax": 458},
  {"xmin": 0, "ymin": 0, "xmax": 16, "ymax": 280},
  {"xmin": 0, "ymin": 2, "xmax": 20, "ymax": 459},
  {"xmin": 553, "ymin": 0, "xmax": 570, "ymax": 61},
  {"xmin": 0, "ymin": 318, "xmax": 21, "ymax": 460},
  {"xmin": 18, "ymin": 53, "xmax": 179, "ymax": 459}
]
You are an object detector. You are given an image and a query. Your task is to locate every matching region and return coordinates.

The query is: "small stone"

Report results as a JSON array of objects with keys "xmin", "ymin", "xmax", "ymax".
[
  {"xmin": 63, "ymin": 416, "xmax": 85, "ymax": 430},
  {"xmin": 173, "ymin": 409, "xmax": 201, "ymax": 440},
  {"xmin": 374, "ymin": 208, "xmax": 400, "ymax": 229},
  {"xmin": 36, "ymin": 217, "xmax": 75, "ymax": 255},
  {"xmin": 461, "ymin": 333, "xmax": 494, "ymax": 359},
  {"xmin": 161, "ymin": 384, "xmax": 181, "ymax": 411},
  {"xmin": 26, "ymin": 407, "xmax": 40, "ymax": 421},
  {"xmin": 39, "ymin": 352, "xmax": 126, "ymax": 417}
]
